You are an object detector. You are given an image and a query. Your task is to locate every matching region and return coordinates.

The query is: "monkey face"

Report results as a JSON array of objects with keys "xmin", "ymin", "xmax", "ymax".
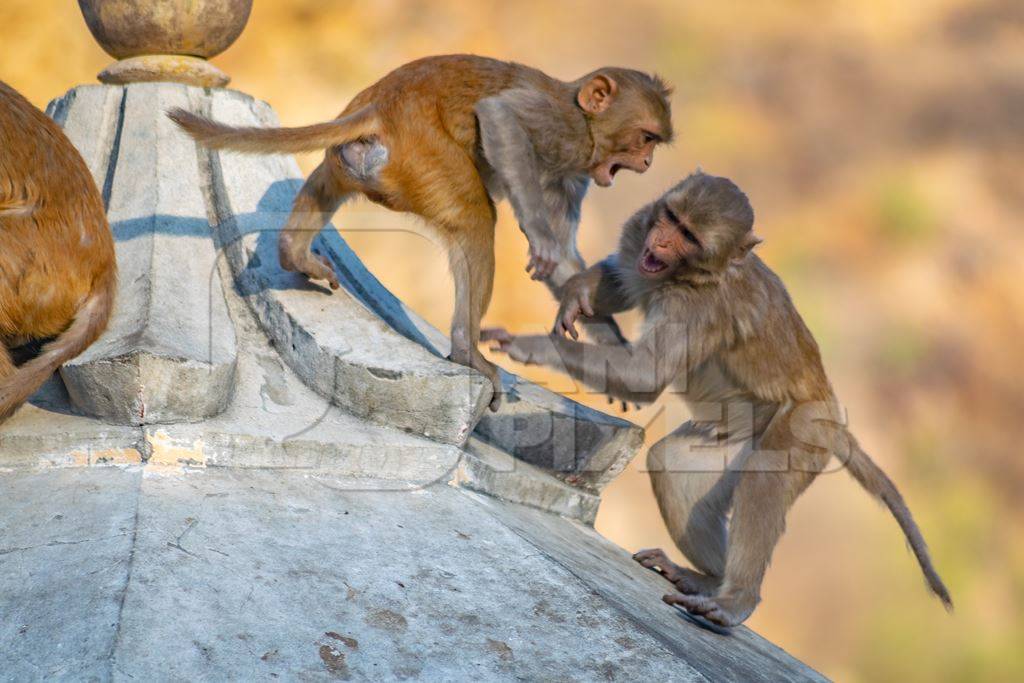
[
  {"xmin": 579, "ymin": 72, "xmax": 671, "ymax": 188},
  {"xmin": 637, "ymin": 207, "xmax": 700, "ymax": 278},
  {"xmin": 590, "ymin": 128, "xmax": 661, "ymax": 187},
  {"xmin": 637, "ymin": 172, "xmax": 760, "ymax": 279}
]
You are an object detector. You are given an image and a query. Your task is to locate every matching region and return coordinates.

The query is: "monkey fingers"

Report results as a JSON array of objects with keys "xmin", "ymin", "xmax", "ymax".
[
  {"xmin": 479, "ymin": 328, "xmax": 514, "ymax": 343},
  {"xmin": 555, "ymin": 293, "xmax": 594, "ymax": 340},
  {"xmin": 633, "ymin": 548, "xmax": 686, "ymax": 584},
  {"xmin": 556, "ymin": 308, "xmax": 581, "ymax": 340},
  {"xmin": 295, "ymin": 251, "xmax": 340, "ymax": 290},
  {"xmin": 316, "ymin": 254, "xmax": 341, "ymax": 290},
  {"xmin": 661, "ymin": 593, "xmax": 734, "ymax": 627},
  {"xmin": 489, "ymin": 334, "xmax": 552, "ymax": 366},
  {"xmin": 525, "ymin": 242, "xmax": 560, "ymax": 281}
]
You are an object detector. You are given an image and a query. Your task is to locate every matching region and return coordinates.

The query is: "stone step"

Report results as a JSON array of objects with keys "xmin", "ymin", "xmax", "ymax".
[
  {"xmin": 48, "ymin": 84, "xmax": 237, "ymax": 424},
  {"xmin": 0, "ymin": 255, "xmax": 460, "ymax": 491},
  {"xmin": 455, "ymin": 436, "xmax": 600, "ymax": 524}
]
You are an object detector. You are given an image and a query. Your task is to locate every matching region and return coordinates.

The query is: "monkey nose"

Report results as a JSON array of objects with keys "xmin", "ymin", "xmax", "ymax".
[{"xmin": 642, "ymin": 156, "xmax": 652, "ymax": 169}]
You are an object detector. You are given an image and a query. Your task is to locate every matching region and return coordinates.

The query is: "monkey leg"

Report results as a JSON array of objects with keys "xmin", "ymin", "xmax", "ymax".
[
  {"xmin": 664, "ymin": 417, "xmax": 827, "ymax": 627},
  {"xmin": 447, "ymin": 225, "xmax": 502, "ymax": 410},
  {"xmin": 643, "ymin": 421, "xmax": 740, "ymax": 593},
  {"xmin": 278, "ymin": 161, "xmax": 349, "ymax": 289}
]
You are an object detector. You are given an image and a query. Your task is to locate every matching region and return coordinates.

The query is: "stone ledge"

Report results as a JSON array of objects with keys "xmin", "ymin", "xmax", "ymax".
[
  {"xmin": 49, "ymin": 83, "xmax": 237, "ymax": 424},
  {"xmin": 454, "ymin": 436, "xmax": 601, "ymax": 524}
]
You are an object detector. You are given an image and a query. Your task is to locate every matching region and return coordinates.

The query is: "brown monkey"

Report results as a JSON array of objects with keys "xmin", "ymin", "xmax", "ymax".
[
  {"xmin": 0, "ymin": 82, "xmax": 117, "ymax": 422},
  {"xmin": 168, "ymin": 54, "xmax": 673, "ymax": 407},
  {"xmin": 490, "ymin": 171, "xmax": 952, "ymax": 626}
]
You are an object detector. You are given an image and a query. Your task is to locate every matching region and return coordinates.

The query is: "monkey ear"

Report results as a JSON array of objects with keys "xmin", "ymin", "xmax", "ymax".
[
  {"xmin": 733, "ymin": 233, "xmax": 763, "ymax": 263},
  {"xmin": 577, "ymin": 74, "xmax": 618, "ymax": 114}
]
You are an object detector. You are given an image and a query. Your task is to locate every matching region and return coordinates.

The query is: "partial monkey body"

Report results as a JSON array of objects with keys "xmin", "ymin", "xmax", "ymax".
[
  {"xmin": 169, "ymin": 54, "xmax": 673, "ymax": 408},
  {"xmin": 493, "ymin": 172, "xmax": 952, "ymax": 626},
  {"xmin": 0, "ymin": 81, "xmax": 116, "ymax": 422}
]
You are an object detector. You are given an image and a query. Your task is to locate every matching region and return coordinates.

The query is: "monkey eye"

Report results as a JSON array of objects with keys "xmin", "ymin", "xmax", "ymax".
[
  {"xmin": 664, "ymin": 207, "xmax": 701, "ymax": 247},
  {"xmin": 680, "ymin": 225, "xmax": 701, "ymax": 248},
  {"xmin": 641, "ymin": 131, "xmax": 660, "ymax": 145},
  {"xmin": 679, "ymin": 227, "xmax": 704, "ymax": 248}
]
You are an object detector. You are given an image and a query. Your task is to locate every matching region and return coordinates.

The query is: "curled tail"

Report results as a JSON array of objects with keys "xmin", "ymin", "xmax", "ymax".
[
  {"xmin": 843, "ymin": 435, "xmax": 953, "ymax": 609},
  {"xmin": 0, "ymin": 269, "xmax": 116, "ymax": 422},
  {"xmin": 167, "ymin": 105, "xmax": 379, "ymax": 154}
]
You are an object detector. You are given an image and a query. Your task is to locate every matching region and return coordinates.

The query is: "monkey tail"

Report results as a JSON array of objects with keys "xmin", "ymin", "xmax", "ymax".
[
  {"xmin": 0, "ymin": 267, "xmax": 116, "ymax": 423},
  {"xmin": 166, "ymin": 105, "xmax": 379, "ymax": 154},
  {"xmin": 841, "ymin": 435, "xmax": 953, "ymax": 610}
]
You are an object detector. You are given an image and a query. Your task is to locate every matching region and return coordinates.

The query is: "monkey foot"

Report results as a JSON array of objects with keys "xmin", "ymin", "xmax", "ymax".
[
  {"xmin": 662, "ymin": 591, "xmax": 755, "ymax": 628},
  {"xmin": 281, "ymin": 247, "xmax": 340, "ymax": 290},
  {"xmin": 673, "ymin": 568, "xmax": 722, "ymax": 596},
  {"xmin": 633, "ymin": 548, "xmax": 687, "ymax": 584},
  {"xmin": 487, "ymin": 390, "xmax": 502, "ymax": 412},
  {"xmin": 304, "ymin": 252, "xmax": 341, "ymax": 290}
]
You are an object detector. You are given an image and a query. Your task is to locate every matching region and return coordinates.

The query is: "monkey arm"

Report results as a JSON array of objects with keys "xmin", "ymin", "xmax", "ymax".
[
  {"xmin": 555, "ymin": 257, "xmax": 634, "ymax": 340},
  {"xmin": 476, "ymin": 95, "xmax": 560, "ymax": 278},
  {"xmin": 495, "ymin": 323, "xmax": 690, "ymax": 404}
]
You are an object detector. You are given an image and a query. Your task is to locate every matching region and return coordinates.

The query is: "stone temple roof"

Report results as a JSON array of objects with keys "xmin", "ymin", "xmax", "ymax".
[{"xmin": 0, "ymin": 82, "xmax": 824, "ymax": 681}]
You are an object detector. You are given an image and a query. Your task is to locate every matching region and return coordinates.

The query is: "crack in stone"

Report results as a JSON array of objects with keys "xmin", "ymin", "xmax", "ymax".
[{"xmin": 0, "ymin": 533, "xmax": 129, "ymax": 555}]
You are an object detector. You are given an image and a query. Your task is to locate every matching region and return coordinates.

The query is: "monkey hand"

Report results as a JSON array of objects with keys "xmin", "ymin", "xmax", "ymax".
[
  {"xmin": 489, "ymin": 332, "xmax": 555, "ymax": 366},
  {"xmin": 525, "ymin": 233, "xmax": 561, "ymax": 281},
  {"xmin": 554, "ymin": 283, "xmax": 595, "ymax": 340},
  {"xmin": 480, "ymin": 328, "xmax": 514, "ymax": 344}
]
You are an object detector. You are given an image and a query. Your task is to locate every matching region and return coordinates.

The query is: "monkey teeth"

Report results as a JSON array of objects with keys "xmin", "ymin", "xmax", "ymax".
[{"xmin": 640, "ymin": 250, "xmax": 667, "ymax": 274}]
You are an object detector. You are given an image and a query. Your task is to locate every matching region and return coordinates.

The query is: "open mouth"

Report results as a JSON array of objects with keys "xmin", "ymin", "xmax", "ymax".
[
  {"xmin": 609, "ymin": 163, "xmax": 623, "ymax": 177},
  {"xmin": 639, "ymin": 249, "xmax": 667, "ymax": 275}
]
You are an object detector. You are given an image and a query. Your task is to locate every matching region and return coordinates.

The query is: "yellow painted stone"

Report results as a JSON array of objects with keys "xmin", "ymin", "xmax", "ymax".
[{"xmin": 146, "ymin": 430, "xmax": 206, "ymax": 468}]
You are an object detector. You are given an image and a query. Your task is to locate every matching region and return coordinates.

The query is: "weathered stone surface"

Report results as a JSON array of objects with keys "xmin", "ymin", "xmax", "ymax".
[
  {"xmin": 469, "ymin": 490, "xmax": 828, "ymax": 683},
  {"xmin": 0, "ymin": 246, "xmax": 459, "ymax": 490},
  {"xmin": 139, "ymin": 251, "xmax": 461, "ymax": 487},
  {"xmin": 200, "ymin": 89, "xmax": 492, "ymax": 446},
  {"xmin": 54, "ymin": 83, "xmax": 237, "ymax": 424},
  {"xmin": 0, "ymin": 377, "xmax": 141, "ymax": 469},
  {"xmin": 456, "ymin": 436, "xmax": 601, "ymax": 524},
  {"xmin": 0, "ymin": 467, "xmax": 141, "ymax": 681},
  {"xmin": 0, "ymin": 467, "xmax": 824, "ymax": 681},
  {"xmin": 476, "ymin": 371, "xmax": 645, "ymax": 491}
]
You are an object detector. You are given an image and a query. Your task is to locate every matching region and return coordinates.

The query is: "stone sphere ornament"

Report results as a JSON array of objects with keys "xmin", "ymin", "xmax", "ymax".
[{"xmin": 78, "ymin": 0, "xmax": 253, "ymax": 87}]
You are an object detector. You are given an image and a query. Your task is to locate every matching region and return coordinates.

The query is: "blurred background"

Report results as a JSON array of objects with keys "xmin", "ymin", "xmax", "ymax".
[{"xmin": 3, "ymin": 1, "xmax": 1022, "ymax": 679}]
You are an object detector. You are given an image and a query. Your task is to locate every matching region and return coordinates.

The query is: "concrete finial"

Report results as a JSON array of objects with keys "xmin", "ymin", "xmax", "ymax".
[{"xmin": 78, "ymin": 0, "xmax": 253, "ymax": 87}]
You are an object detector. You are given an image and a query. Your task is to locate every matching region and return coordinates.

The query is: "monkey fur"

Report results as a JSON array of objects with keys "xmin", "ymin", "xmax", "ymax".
[
  {"xmin": 492, "ymin": 171, "xmax": 952, "ymax": 627},
  {"xmin": 168, "ymin": 54, "xmax": 673, "ymax": 408},
  {"xmin": 0, "ymin": 81, "xmax": 116, "ymax": 422}
]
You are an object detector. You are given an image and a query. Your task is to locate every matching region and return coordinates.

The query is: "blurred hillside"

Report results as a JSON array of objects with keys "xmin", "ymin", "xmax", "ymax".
[{"xmin": 3, "ymin": 1, "xmax": 1022, "ymax": 680}]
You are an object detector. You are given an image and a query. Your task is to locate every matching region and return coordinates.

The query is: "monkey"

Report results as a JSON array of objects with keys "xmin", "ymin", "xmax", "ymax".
[
  {"xmin": 0, "ymin": 81, "xmax": 117, "ymax": 423},
  {"xmin": 489, "ymin": 171, "xmax": 952, "ymax": 627},
  {"xmin": 167, "ymin": 54, "xmax": 673, "ymax": 409}
]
